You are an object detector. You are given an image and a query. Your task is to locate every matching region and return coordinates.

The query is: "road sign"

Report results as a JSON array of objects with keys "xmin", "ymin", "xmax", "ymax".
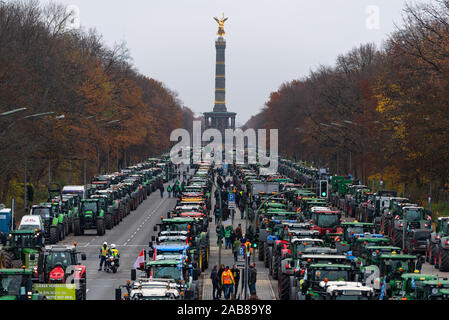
[{"xmin": 228, "ymin": 192, "xmax": 236, "ymax": 209}]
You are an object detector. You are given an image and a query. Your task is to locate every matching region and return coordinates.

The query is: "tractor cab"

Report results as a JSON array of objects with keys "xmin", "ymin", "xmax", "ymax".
[
  {"xmin": 310, "ymin": 210, "xmax": 342, "ymax": 235},
  {"xmin": 42, "ymin": 245, "xmax": 86, "ymax": 284},
  {"xmin": 0, "ymin": 230, "xmax": 43, "ymax": 270},
  {"xmin": 0, "ymin": 269, "xmax": 45, "ymax": 300},
  {"xmin": 300, "ymin": 263, "xmax": 357, "ymax": 300},
  {"xmin": 378, "ymin": 253, "xmax": 417, "ymax": 288},
  {"xmin": 421, "ymin": 280, "xmax": 449, "ymax": 300},
  {"xmin": 394, "ymin": 273, "xmax": 438, "ymax": 300}
]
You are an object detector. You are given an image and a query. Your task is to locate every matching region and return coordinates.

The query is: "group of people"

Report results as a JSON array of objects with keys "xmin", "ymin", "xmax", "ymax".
[
  {"xmin": 98, "ymin": 241, "xmax": 119, "ymax": 271},
  {"xmin": 210, "ymin": 263, "xmax": 257, "ymax": 300},
  {"xmin": 166, "ymin": 180, "xmax": 185, "ymax": 198}
]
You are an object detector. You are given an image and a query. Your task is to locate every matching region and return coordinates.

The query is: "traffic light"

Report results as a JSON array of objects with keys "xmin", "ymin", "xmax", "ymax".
[{"xmin": 319, "ymin": 180, "xmax": 328, "ymax": 198}]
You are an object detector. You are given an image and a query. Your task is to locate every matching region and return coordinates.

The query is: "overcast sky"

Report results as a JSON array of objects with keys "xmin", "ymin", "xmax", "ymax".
[{"xmin": 41, "ymin": 0, "xmax": 434, "ymax": 125}]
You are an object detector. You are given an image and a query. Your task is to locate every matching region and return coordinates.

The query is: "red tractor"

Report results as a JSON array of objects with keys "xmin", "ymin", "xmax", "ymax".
[
  {"xmin": 310, "ymin": 210, "xmax": 343, "ymax": 235},
  {"xmin": 38, "ymin": 243, "xmax": 87, "ymax": 300}
]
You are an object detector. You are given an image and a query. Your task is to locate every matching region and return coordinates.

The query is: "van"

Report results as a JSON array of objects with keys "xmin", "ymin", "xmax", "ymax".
[
  {"xmin": 18, "ymin": 215, "xmax": 44, "ymax": 232},
  {"xmin": 62, "ymin": 185, "xmax": 87, "ymax": 199}
]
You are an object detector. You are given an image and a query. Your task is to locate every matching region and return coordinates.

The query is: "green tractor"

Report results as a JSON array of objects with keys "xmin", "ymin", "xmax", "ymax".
[
  {"xmin": 59, "ymin": 195, "xmax": 80, "ymax": 235},
  {"xmin": 391, "ymin": 206, "xmax": 431, "ymax": 251},
  {"xmin": 376, "ymin": 253, "xmax": 418, "ymax": 299},
  {"xmin": 336, "ymin": 222, "xmax": 376, "ymax": 254},
  {"xmin": 392, "ymin": 273, "xmax": 438, "ymax": 300},
  {"xmin": 380, "ymin": 197, "xmax": 410, "ymax": 236},
  {"xmin": 133, "ymin": 259, "xmax": 199, "ymax": 300},
  {"xmin": 30, "ymin": 203, "xmax": 67, "ymax": 244},
  {"xmin": 421, "ymin": 279, "xmax": 449, "ymax": 300},
  {"xmin": 0, "ymin": 230, "xmax": 44, "ymax": 270},
  {"xmin": 74, "ymin": 199, "xmax": 105, "ymax": 236},
  {"xmin": 154, "ymin": 217, "xmax": 209, "ymax": 273},
  {"xmin": 427, "ymin": 217, "xmax": 449, "ymax": 271},
  {"xmin": 0, "ymin": 269, "xmax": 46, "ymax": 300},
  {"xmin": 90, "ymin": 194, "xmax": 115, "ymax": 230},
  {"xmin": 298, "ymin": 263, "xmax": 359, "ymax": 300}
]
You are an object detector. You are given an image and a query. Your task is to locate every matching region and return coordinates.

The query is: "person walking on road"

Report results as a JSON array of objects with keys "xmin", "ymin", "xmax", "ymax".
[
  {"xmin": 221, "ymin": 266, "xmax": 235, "ymax": 300},
  {"xmin": 217, "ymin": 264, "xmax": 225, "ymax": 299},
  {"xmin": 235, "ymin": 224, "xmax": 242, "ymax": 239},
  {"xmin": 231, "ymin": 265, "xmax": 240, "ymax": 299},
  {"xmin": 159, "ymin": 185, "xmax": 164, "ymax": 198},
  {"xmin": 167, "ymin": 185, "xmax": 172, "ymax": 198},
  {"xmin": 248, "ymin": 263, "xmax": 257, "ymax": 297},
  {"xmin": 224, "ymin": 225, "xmax": 232, "ymax": 249},
  {"xmin": 233, "ymin": 238, "xmax": 241, "ymax": 263},
  {"xmin": 98, "ymin": 242, "xmax": 110, "ymax": 271},
  {"xmin": 210, "ymin": 265, "xmax": 220, "ymax": 300}
]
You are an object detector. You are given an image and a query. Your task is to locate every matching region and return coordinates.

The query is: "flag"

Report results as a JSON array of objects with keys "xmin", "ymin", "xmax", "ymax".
[
  {"xmin": 379, "ymin": 277, "xmax": 386, "ymax": 300},
  {"xmin": 133, "ymin": 249, "xmax": 145, "ymax": 270},
  {"xmin": 152, "ymin": 245, "xmax": 157, "ymax": 261}
]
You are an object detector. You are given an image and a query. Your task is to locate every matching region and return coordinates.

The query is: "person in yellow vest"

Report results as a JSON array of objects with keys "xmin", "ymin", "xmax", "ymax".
[
  {"xmin": 98, "ymin": 241, "xmax": 109, "ymax": 271},
  {"xmin": 244, "ymin": 239, "xmax": 253, "ymax": 256},
  {"xmin": 110, "ymin": 243, "xmax": 120, "ymax": 267},
  {"xmin": 221, "ymin": 266, "xmax": 235, "ymax": 300}
]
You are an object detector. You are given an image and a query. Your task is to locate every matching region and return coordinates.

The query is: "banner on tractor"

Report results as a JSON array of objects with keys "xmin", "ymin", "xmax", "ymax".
[{"xmin": 33, "ymin": 283, "xmax": 76, "ymax": 300}]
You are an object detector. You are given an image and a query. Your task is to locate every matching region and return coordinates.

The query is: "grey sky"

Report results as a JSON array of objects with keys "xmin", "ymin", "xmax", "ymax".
[{"xmin": 42, "ymin": 0, "xmax": 434, "ymax": 125}]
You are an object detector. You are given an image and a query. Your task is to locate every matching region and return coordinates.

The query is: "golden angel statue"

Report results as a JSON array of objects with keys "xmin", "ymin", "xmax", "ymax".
[{"xmin": 213, "ymin": 13, "xmax": 228, "ymax": 37}]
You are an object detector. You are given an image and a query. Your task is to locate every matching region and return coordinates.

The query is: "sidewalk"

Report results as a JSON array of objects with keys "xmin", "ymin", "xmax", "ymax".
[{"xmin": 201, "ymin": 174, "xmax": 277, "ymax": 300}]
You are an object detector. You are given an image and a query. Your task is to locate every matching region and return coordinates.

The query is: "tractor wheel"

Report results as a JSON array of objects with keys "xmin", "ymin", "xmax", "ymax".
[
  {"xmin": 272, "ymin": 251, "xmax": 280, "ymax": 280},
  {"xmin": 440, "ymin": 249, "xmax": 449, "ymax": 272},
  {"xmin": 430, "ymin": 244, "xmax": 438, "ymax": 266},
  {"xmin": 0, "ymin": 250, "xmax": 14, "ymax": 269},
  {"xmin": 258, "ymin": 242, "xmax": 265, "ymax": 261},
  {"xmin": 393, "ymin": 229, "xmax": 402, "ymax": 248},
  {"xmin": 105, "ymin": 214, "xmax": 113, "ymax": 230},
  {"xmin": 50, "ymin": 226, "xmax": 58, "ymax": 244},
  {"xmin": 279, "ymin": 273, "xmax": 291, "ymax": 300},
  {"xmin": 68, "ymin": 217, "xmax": 73, "ymax": 234},
  {"xmin": 73, "ymin": 219, "xmax": 81, "ymax": 236},
  {"xmin": 97, "ymin": 219, "xmax": 105, "ymax": 236}
]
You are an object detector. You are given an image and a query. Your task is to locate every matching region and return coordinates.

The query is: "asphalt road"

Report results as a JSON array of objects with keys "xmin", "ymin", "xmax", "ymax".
[{"xmin": 59, "ymin": 183, "xmax": 177, "ymax": 300}]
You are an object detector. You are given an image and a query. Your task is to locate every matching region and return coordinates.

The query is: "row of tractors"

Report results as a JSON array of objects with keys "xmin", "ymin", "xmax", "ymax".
[
  {"xmin": 116, "ymin": 161, "xmax": 213, "ymax": 300},
  {"xmin": 247, "ymin": 159, "xmax": 449, "ymax": 300},
  {"xmin": 0, "ymin": 156, "xmax": 172, "ymax": 300}
]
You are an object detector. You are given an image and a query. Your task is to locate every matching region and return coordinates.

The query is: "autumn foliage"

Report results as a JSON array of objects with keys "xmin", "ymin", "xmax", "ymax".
[
  {"xmin": 0, "ymin": 1, "xmax": 192, "ymax": 205},
  {"xmin": 245, "ymin": 1, "xmax": 449, "ymax": 203}
]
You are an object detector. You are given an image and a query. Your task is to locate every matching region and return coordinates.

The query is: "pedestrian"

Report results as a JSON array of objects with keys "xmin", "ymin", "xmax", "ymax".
[
  {"xmin": 217, "ymin": 264, "xmax": 225, "ymax": 299},
  {"xmin": 224, "ymin": 225, "xmax": 232, "ymax": 249},
  {"xmin": 248, "ymin": 262, "xmax": 257, "ymax": 296},
  {"xmin": 233, "ymin": 238, "xmax": 240, "ymax": 262},
  {"xmin": 210, "ymin": 265, "xmax": 220, "ymax": 300},
  {"xmin": 221, "ymin": 266, "xmax": 235, "ymax": 300},
  {"xmin": 159, "ymin": 185, "xmax": 164, "ymax": 198},
  {"xmin": 214, "ymin": 204, "xmax": 220, "ymax": 224},
  {"xmin": 98, "ymin": 242, "xmax": 109, "ymax": 271},
  {"xmin": 235, "ymin": 224, "xmax": 242, "ymax": 239},
  {"xmin": 231, "ymin": 265, "xmax": 240, "ymax": 299},
  {"xmin": 230, "ymin": 229, "xmax": 236, "ymax": 247},
  {"xmin": 167, "ymin": 185, "xmax": 172, "ymax": 198}
]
